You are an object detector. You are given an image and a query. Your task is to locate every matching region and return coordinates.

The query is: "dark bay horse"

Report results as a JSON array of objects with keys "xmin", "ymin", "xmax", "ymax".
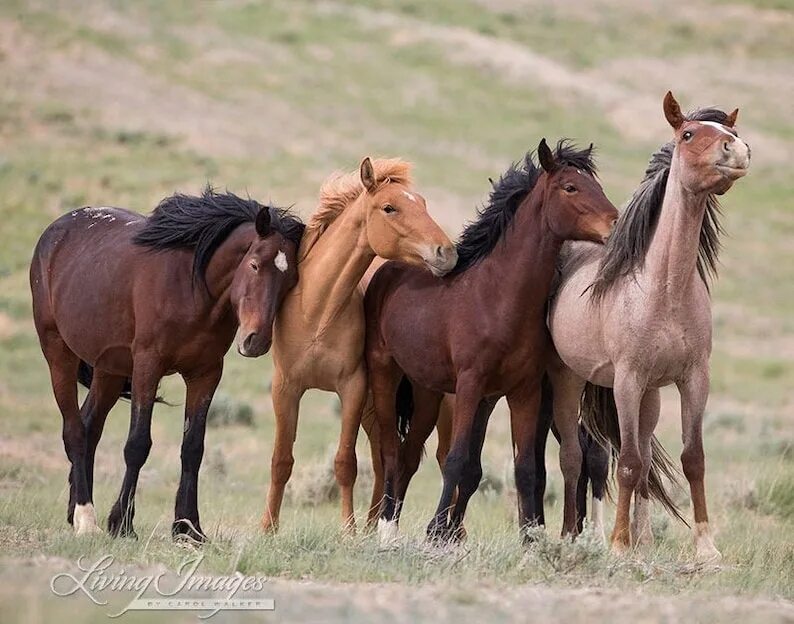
[
  {"xmin": 30, "ymin": 188, "xmax": 304, "ymax": 541},
  {"xmin": 364, "ymin": 140, "xmax": 618, "ymax": 545}
]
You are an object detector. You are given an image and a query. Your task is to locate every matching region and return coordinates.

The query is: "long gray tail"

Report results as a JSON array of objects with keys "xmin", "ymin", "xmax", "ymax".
[{"xmin": 580, "ymin": 383, "xmax": 687, "ymax": 525}]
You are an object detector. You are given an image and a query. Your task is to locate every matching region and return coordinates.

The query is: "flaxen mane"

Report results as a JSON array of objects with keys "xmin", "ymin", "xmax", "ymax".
[
  {"xmin": 299, "ymin": 159, "xmax": 413, "ymax": 259},
  {"xmin": 588, "ymin": 108, "xmax": 728, "ymax": 302},
  {"xmin": 451, "ymin": 141, "xmax": 596, "ymax": 275}
]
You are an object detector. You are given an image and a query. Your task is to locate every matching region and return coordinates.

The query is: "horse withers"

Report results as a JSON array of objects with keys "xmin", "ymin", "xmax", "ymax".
[{"xmin": 30, "ymin": 188, "xmax": 304, "ymax": 542}]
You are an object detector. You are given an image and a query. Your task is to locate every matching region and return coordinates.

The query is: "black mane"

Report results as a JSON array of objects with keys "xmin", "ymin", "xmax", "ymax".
[
  {"xmin": 589, "ymin": 108, "xmax": 728, "ymax": 301},
  {"xmin": 133, "ymin": 186, "xmax": 304, "ymax": 285},
  {"xmin": 451, "ymin": 141, "xmax": 597, "ymax": 275}
]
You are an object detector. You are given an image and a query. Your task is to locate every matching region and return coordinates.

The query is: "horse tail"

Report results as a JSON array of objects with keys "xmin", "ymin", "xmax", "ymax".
[
  {"xmin": 395, "ymin": 375, "xmax": 414, "ymax": 441},
  {"xmin": 77, "ymin": 360, "xmax": 166, "ymax": 404},
  {"xmin": 580, "ymin": 383, "xmax": 687, "ymax": 525}
]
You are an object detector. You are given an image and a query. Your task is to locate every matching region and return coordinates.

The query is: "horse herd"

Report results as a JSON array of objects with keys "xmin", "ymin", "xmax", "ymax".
[{"xmin": 30, "ymin": 92, "xmax": 750, "ymax": 563}]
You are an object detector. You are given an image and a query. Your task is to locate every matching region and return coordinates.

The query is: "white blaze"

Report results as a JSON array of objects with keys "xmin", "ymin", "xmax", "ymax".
[
  {"xmin": 402, "ymin": 190, "xmax": 417, "ymax": 203},
  {"xmin": 274, "ymin": 251, "xmax": 288, "ymax": 272}
]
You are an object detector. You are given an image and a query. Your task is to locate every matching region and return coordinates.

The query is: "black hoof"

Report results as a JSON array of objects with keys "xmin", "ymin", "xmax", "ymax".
[
  {"xmin": 172, "ymin": 519, "xmax": 207, "ymax": 545},
  {"xmin": 107, "ymin": 505, "xmax": 137, "ymax": 539},
  {"xmin": 426, "ymin": 520, "xmax": 452, "ymax": 544}
]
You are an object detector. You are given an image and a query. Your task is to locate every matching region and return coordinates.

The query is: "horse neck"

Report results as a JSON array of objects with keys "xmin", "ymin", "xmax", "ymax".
[
  {"xmin": 203, "ymin": 225, "xmax": 253, "ymax": 318},
  {"xmin": 475, "ymin": 187, "xmax": 563, "ymax": 322},
  {"xmin": 297, "ymin": 194, "xmax": 375, "ymax": 327},
  {"xmin": 642, "ymin": 156, "xmax": 708, "ymax": 303}
]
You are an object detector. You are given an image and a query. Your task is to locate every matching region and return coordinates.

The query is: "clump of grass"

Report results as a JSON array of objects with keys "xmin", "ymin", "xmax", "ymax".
[
  {"xmin": 757, "ymin": 473, "xmax": 794, "ymax": 520},
  {"xmin": 206, "ymin": 393, "xmax": 254, "ymax": 428},
  {"xmin": 704, "ymin": 411, "xmax": 746, "ymax": 433},
  {"xmin": 286, "ymin": 445, "xmax": 374, "ymax": 505},
  {"xmin": 521, "ymin": 525, "xmax": 606, "ymax": 577}
]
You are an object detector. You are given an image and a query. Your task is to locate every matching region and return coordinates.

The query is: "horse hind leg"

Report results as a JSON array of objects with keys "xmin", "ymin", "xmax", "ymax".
[
  {"xmin": 586, "ymin": 434, "xmax": 609, "ymax": 543},
  {"xmin": 40, "ymin": 330, "xmax": 100, "ymax": 534},
  {"xmin": 80, "ymin": 370, "xmax": 126, "ymax": 522},
  {"xmin": 361, "ymin": 396, "xmax": 384, "ymax": 531},
  {"xmin": 107, "ymin": 357, "xmax": 160, "ymax": 539}
]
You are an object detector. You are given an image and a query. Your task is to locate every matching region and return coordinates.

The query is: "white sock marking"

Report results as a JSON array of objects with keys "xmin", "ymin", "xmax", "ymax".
[
  {"xmin": 377, "ymin": 518, "xmax": 399, "ymax": 546},
  {"xmin": 274, "ymin": 251, "xmax": 288, "ymax": 272},
  {"xmin": 73, "ymin": 503, "xmax": 102, "ymax": 535}
]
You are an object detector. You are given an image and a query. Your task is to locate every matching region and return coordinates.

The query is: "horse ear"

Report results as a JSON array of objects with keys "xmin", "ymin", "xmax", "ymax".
[
  {"xmin": 663, "ymin": 91, "xmax": 684, "ymax": 130},
  {"xmin": 255, "ymin": 207, "xmax": 271, "ymax": 238},
  {"xmin": 360, "ymin": 157, "xmax": 377, "ymax": 193},
  {"xmin": 537, "ymin": 138, "xmax": 557, "ymax": 174},
  {"xmin": 726, "ymin": 108, "xmax": 739, "ymax": 127}
]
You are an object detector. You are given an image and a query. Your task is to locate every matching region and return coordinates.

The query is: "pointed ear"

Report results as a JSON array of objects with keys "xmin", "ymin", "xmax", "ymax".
[
  {"xmin": 726, "ymin": 108, "xmax": 739, "ymax": 128},
  {"xmin": 360, "ymin": 157, "xmax": 377, "ymax": 193},
  {"xmin": 663, "ymin": 91, "xmax": 684, "ymax": 130},
  {"xmin": 537, "ymin": 138, "xmax": 557, "ymax": 174},
  {"xmin": 255, "ymin": 207, "xmax": 271, "ymax": 238}
]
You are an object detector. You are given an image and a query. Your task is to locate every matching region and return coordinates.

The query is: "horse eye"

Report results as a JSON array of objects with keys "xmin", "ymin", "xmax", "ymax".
[
  {"xmin": 383, "ymin": 205, "xmax": 396, "ymax": 214},
  {"xmin": 564, "ymin": 184, "xmax": 577, "ymax": 193},
  {"xmin": 249, "ymin": 260, "xmax": 259, "ymax": 272},
  {"xmin": 683, "ymin": 131, "xmax": 693, "ymax": 141}
]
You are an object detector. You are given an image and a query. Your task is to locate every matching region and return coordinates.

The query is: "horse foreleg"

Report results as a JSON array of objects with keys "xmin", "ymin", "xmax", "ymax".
[
  {"xmin": 261, "ymin": 368, "xmax": 303, "ymax": 533},
  {"xmin": 609, "ymin": 370, "xmax": 644, "ymax": 554},
  {"xmin": 448, "ymin": 396, "xmax": 495, "ymax": 541},
  {"xmin": 548, "ymin": 366, "xmax": 586, "ymax": 538},
  {"xmin": 507, "ymin": 379, "xmax": 542, "ymax": 542},
  {"xmin": 678, "ymin": 367, "xmax": 721, "ymax": 562},
  {"xmin": 173, "ymin": 364, "xmax": 222, "ymax": 543},
  {"xmin": 108, "ymin": 357, "xmax": 161, "ymax": 539},
  {"xmin": 632, "ymin": 388, "xmax": 660, "ymax": 549},
  {"xmin": 335, "ymin": 367, "xmax": 367, "ymax": 533},
  {"xmin": 427, "ymin": 373, "xmax": 483, "ymax": 543}
]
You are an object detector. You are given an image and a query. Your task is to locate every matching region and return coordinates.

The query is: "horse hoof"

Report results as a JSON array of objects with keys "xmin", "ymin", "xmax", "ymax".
[
  {"xmin": 107, "ymin": 512, "xmax": 137, "ymax": 539},
  {"xmin": 377, "ymin": 518, "xmax": 400, "ymax": 548},
  {"xmin": 610, "ymin": 538, "xmax": 631, "ymax": 556},
  {"xmin": 73, "ymin": 503, "xmax": 102, "ymax": 535},
  {"xmin": 172, "ymin": 519, "xmax": 207, "ymax": 545}
]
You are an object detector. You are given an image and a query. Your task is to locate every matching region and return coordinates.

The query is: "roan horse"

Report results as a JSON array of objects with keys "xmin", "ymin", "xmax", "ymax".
[
  {"xmin": 547, "ymin": 92, "xmax": 750, "ymax": 560},
  {"xmin": 261, "ymin": 157, "xmax": 456, "ymax": 533},
  {"xmin": 365, "ymin": 140, "xmax": 618, "ymax": 545},
  {"xmin": 31, "ymin": 189, "xmax": 304, "ymax": 541}
]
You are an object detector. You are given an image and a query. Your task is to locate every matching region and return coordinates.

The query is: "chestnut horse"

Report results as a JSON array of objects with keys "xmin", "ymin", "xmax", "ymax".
[
  {"xmin": 547, "ymin": 92, "xmax": 750, "ymax": 560},
  {"xmin": 31, "ymin": 189, "xmax": 304, "ymax": 541},
  {"xmin": 365, "ymin": 140, "xmax": 618, "ymax": 545},
  {"xmin": 261, "ymin": 158, "xmax": 456, "ymax": 533}
]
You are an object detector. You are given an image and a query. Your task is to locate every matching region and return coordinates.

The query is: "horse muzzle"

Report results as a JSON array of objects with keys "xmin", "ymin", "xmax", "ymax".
[
  {"xmin": 422, "ymin": 244, "xmax": 458, "ymax": 277},
  {"xmin": 237, "ymin": 331, "xmax": 272, "ymax": 358}
]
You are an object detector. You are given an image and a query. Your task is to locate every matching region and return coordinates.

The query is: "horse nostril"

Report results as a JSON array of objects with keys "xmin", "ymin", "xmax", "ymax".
[
  {"xmin": 723, "ymin": 141, "xmax": 731, "ymax": 153},
  {"xmin": 435, "ymin": 246, "xmax": 445, "ymax": 260},
  {"xmin": 243, "ymin": 332, "xmax": 258, "ymax": 352}
]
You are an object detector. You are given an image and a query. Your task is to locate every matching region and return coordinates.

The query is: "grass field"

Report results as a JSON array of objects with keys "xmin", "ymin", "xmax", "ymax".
[{"xmin": 0, "ymin": 1, "xmax": 792, "ymax": 622}]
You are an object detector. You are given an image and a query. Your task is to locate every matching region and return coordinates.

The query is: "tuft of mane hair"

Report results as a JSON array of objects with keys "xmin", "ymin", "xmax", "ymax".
[
  {"xmin": 133, "ymin": 185, "xmax": 304, "ymax": 286},
  {"xmin": 451, "ymin": 140, "xmax": 597, "ymax": 275},
  {"xmin": 589, "ymin": 108, "xmax": 729, "ymax": 302},
  {"xmin": 299, "ymin": 158, "xmax": 413, "ymax": 260}
]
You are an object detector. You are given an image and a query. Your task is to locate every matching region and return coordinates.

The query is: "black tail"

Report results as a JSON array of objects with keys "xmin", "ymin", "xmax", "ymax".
[
  {"xmin": 78, "ymin": 360, "xmax": 166, "ymax": 404},
  {"xmin": 395, "ymin": 376, "xmax": 414, "ymax": 441},
  {"xmin": 580, "ymin": 383, "xmax": 687, "ymax": 525}
]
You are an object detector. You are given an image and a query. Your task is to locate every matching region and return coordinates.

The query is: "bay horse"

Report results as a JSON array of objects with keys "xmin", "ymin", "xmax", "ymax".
[
  {"xmin": 547, "ymin": 92, "xmax": 750, "ymax": 560},
  {"xmin": 364, "ymin": 139, "xmax": 618, "ymax": 545},
  {"xmin": 30, "ymin": 188, "xmax": 304, "ymax": 541},
  {"xmin": 260, "ymin": 157, "xmax": 456, "ymax": 533}
]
